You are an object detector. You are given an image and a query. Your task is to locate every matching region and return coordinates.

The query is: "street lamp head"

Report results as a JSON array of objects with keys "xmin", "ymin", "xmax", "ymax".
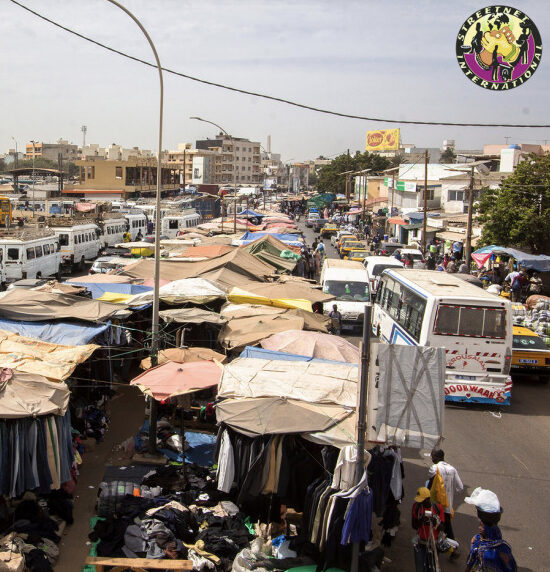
[{"xmin": 189, "ymin": 116, "xmax": 202, "ymax": 121}]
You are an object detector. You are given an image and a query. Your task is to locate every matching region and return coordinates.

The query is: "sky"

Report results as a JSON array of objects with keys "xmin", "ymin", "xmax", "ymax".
[{"xmin": 1, "ymin": 0, "xmax": 549, "ymax": 162}]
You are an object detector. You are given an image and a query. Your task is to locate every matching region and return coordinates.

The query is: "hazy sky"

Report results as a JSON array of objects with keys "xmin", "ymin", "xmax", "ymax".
[{"xmin": 2, "ymin": 0, "xmax": 549, "ymax": 162}]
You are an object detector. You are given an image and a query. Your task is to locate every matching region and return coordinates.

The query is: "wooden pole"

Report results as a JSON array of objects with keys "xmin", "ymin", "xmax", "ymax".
[
  {"xmin": 465, "ymin": 165, "xmax": 475, "ymax": 267},
  {"xmin": 422, "ymin": 150, "xmax": 428, "ymax": 254}
]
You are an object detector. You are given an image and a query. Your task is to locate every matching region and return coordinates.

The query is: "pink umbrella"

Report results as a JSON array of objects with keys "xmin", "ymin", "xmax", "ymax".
[
  {"xmin": 130, "ymin": 360, "xmax": 222, "ymax": 401},
  {"xmin": 260, "ymin": 329, "xmax": 360, "ymax": 363}
]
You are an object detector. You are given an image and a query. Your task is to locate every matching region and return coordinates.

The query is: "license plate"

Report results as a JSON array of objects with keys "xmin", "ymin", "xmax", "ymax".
[
  {"xmin": 518, "ymin": 359, "xmax": 537, "ymax": 364},
  {"xmin": 455, "ymin": 375, "xmax": 475, "ymax": 380}
]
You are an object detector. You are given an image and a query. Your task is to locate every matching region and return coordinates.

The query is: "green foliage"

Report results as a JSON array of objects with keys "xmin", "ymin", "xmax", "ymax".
[
  {"xmin": 316, "ymin": 151, "xmax": 390, "ymax": 195},
  {"xmin": 440, "ymin": 147, "xmax": 456, "ymax": 163},
  {"xmin": 476, "ymin": 154, "xmax": 550, "ymax": 253}
]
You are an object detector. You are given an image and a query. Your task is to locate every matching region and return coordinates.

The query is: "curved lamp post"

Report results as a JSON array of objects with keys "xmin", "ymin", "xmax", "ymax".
[
  {"xmin": 190, "ymin": 117, "xmax": 236, "ymax": 233},
  {"xmin": 106, "ymin": 0, "xmax": 163, "ymax": 454}
]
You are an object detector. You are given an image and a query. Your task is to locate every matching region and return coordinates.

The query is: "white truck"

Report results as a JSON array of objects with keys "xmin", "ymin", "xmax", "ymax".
[{"xmin": 320, "ymin": 258, "xmax": 370, "ymax": 327}]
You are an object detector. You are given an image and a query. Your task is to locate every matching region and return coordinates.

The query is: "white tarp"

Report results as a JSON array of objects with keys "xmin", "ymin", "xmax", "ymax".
[
  {"xmin": 125, "ymin": 278, "xmax": 226, "ymax": 306},
  {"xmin": 374, "ymin": 345, "xmax": 445, "ymax": 449},
  {"xmin": 218, "ymin": 357, "xmax": 358, "ymax": 407}
]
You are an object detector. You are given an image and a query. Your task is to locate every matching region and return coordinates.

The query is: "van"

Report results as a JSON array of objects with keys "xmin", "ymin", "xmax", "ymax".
[
  {"xmin": 124, "ymin": 212, "xmax": 148, "ymax": 241},
  {"xmin": 50, "ymin": 222, "xmax": 102, "ymax": 270},
  {"xmin": 100, "ymin": 216, "xmax": 128, "ymax": 247},
  {"xmin": 0, "ymin": 231, "xmax": 60, "ymax": 282},
  {"xmin": 363, "ymin": 255, "xmax": 405, "ymax": 296},
  {"xmin": 161, "ymin": 211, "xmax": 201, "ymax": 238},
  {"xmin": 320, "ymin": 259, "xmax": 370, "ymax": 326}
]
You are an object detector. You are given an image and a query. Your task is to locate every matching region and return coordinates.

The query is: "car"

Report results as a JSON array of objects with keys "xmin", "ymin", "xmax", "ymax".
[
  {"xmin": 363, "ymin": 255, "xmax": 405, "ymax": 295},
  {"xmin": 394, "ymin": 248, "xmax": 426, "ymax": 269},
  {"xmin": 321, "ymin": 224, "xmax": 339, "ymax": 238},
  {"xmin": 375, "ymin": 241, "xmax": 406, "ymax": 255},
  {"xmin": 338, "ymin": 236, "xmax": 359, "ymax": 255},
  {"xmin": 312, "ymin": 218, "xmax": 328, "ymax": 233},
  {"xmin": 346, "ymin": 249, "xmax": 371, "ymax": 262},
  {"xmin": 512, "ymin": 325, "xmax": 550, "ymax": 383},
  {"xmin": 341, "ymin": 241, "xmax": 368, "ymax": 258},
  {"xmin": 306, "ymin": 213, "xmax": 320, "ymax": 228}
]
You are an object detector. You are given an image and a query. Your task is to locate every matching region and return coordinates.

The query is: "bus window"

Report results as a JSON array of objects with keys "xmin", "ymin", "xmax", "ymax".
[
  {"xmin": 58, "ymin": 234, "xmax": 69, "ymax": 246},
  {"xmin": 35, "ymin": 246, "xmax": 43, "ymax": 258},
  {"xmin": 26, "ymin": 247, "xmax": 35, "ymax": 260},
  {"xmin": 169, "ymin": 220, "xmax": 178, "ymax": 230},
  {"xmin": 434, "ymin": 305, "xmax": 506, "ymax": 339},
  {"xmin": 7, "ymin": 248, "xmax": 20, "ymax": 261},
  {"xmin": 43, "ymin": 244, "xmax": 50, "ymax": 255}
]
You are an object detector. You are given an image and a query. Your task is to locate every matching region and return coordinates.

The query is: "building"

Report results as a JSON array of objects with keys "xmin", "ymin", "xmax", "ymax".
[
  {"xmin": 25, "ymin": 139, "xmax": 79, "ymax": 162},
  {"xmin": 81, "ymin": 143, "xmax": 154, "ymax": 161},
  {"xmin": 196, "ymin": 134, "xmax": 261, "ymax": 186},
  {"xmin": 3, "ymin": 150, "xmax": 25, "ymax": 166},
  {"xmin": 62, "ymin": 158, "xmax": 181, "ymax": 201},
  {"xmin": 440, "ymin": 171, "xmax": 508, "ymax": 214},
  {"xmin": 164, "ymin": 144, "xmax": 217, "ymax": 186}
]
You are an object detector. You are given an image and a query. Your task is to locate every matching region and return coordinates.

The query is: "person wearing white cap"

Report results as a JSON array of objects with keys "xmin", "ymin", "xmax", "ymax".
[{"xmin": 464, "ymin": 487, "xmax": 517, "ymax": 571}]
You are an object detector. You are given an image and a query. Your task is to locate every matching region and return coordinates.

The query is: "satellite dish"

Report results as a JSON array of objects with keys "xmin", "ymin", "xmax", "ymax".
[{"xmin": 476, "ymin": 163, "xmax": 490, "ymax": 176}]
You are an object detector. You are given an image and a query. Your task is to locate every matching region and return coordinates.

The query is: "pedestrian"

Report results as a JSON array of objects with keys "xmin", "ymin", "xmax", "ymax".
[
  {"xmin": 394, "ymin": 250, "xmax": 402, "ymax": 262},
  {"xmin": 464, "ymin": 487, "xmax": 517, "ymax": 572},
  {"xmin": 136, "ymin": 229, "xmax": 143, "ymax": 241},
  {"xmin": 429, "ymin": 241, "xmax": 438, "ymax": 257},
  {"xmin": 529, "ymin": 272, "xmax": 543, "ymax": 295},
  {"xmin": 446, "ymin": 257, "xmax": 457, "ymax": 273},
  {"xmin": 328, "ymin": 304, "xmax": 342, "ymax": 335},
  {"xmin": 123, "ymin": 230, "xmax": 131, "ymax": 243},
  {"xmin": 404, "ymin": 254, "xmax": 413, "ymax": 268},
  {"xmin": 428, "ymin": 449, "xmax": 463, "ymax": 555},
  {"xmin": 426, "ymin": 255, "xmax": 436, "ymax": 271},
  {"xmin": 411, "ymin": 487, "xmax": 445, "ymax": 572},
  {"xmin": 459, "ymin": 260, "xmax": 469, "ymax": 274},
  {"xmin": 509, "ymin": 269, "xmax": 527, "ymax": 303},
  {"xmin": 436, "ymin": 257, "xmax": 445, "ymax": 272}
]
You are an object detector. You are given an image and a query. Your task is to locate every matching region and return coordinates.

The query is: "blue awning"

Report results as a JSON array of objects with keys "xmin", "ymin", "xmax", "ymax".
[
  {"xmin": 0, "ymin": 319, "xmax": 110, "ymax": 345},
  {"xmin": 472, "ymin": 246, "xmax": 550, "ymax": 272},
  {"xmin": 66, "ymin": 282, "xmax": 152, "ymax": 300},
  {"xmin": 238, "ymin": 209, "xmax": 264, "ymax": 218},
  {"xmin": 239, "ymin": 346, "xmax": 358, "ymax": 366},
  {"xmin": 239, "ymin": 232, "xmax": 304, "ymax": 247}
]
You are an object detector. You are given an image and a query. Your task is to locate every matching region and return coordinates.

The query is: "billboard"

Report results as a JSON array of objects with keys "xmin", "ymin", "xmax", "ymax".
[{"xmin": 366, "ymin": 128, "xmax": 400, "ymax": 151}]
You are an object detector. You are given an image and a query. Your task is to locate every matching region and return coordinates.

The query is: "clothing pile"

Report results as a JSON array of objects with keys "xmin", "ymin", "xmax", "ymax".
[
  {"xmin": 134, "ymin": 420, "xmax": 188, "ymax": 463},
  {"xmin": 0, "ymin": 494, "xmax": 72, "ymax": 572}
]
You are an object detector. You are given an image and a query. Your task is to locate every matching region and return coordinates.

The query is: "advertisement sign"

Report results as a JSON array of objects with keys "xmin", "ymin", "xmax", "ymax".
[
  {"xmin": 366, "ymin": 129, "xmax": 400, "ymax": 151},
  {"xmin": 445, "ymin": 380, "xmax": 512, "ymax": 405},
  {"xmin": 396, "ymin": 181, "xmax": 417, "ymax": 192}
]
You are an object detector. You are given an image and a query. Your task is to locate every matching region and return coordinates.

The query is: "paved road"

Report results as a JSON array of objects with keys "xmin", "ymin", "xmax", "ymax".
[{"xmin": 298, "ymin": 220, "xmax": 548, "ymax": 571}]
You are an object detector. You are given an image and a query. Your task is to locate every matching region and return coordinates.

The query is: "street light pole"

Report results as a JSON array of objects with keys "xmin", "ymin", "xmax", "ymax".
[
  {"xmin": 106, "ymin": 0, "xmax": 164, "ymax": 454},
  {"xmin": 30, "ymin": 140, "xmax": 37, "ymax": 216},
  {"xmin": 11, "ymin": 137, "xmax": 18, "ymax": 169},
  {"xmin": 190, "ymin": 117, "xmax": 235, "ymax": 232}
]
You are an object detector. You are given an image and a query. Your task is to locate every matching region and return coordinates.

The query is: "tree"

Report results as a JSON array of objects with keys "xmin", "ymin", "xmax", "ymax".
[
  {"xmin": 316, "ymin": 151, "xmax": 390, "ymax": 195},
  {"xmin": 440, "ymin": 147, "xmax": 456, "ymax": 163},
  {"xmin": 476, "ymin": 154, "xmax": 550, "ymax": 253}
]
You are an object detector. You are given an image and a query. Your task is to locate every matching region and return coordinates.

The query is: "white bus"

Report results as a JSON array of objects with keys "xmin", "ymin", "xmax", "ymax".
[
  {"xmin": 99, "ymin": 216, "xmax": 127, "ymax": 247},
  {"xmin": 124, "ymin": 212, "xmax": 148, "ymax": 240},
  {"xmin": 50, "ymin": 222, "xmax": 102, "ymax": 270},
  {"xmin": 161, "ymin": 211, "xmax": 201, "ymax": 238},
  {"xmin": 373, "ymin": 269, "xmax": 513, "ymax": 405},
  {"xmin": 0, "ymin": 231, "xmax": 60, "ymax": 282}
]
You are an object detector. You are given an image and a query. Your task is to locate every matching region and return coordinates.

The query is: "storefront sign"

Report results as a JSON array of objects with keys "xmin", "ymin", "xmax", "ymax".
[{"xmin": 396, "ymin": 181, "xmax": 417, "ymax": 192}]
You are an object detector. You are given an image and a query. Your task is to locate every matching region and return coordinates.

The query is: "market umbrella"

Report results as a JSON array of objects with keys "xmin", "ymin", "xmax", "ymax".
[
  {"xmin": 140, "ymin": 347, "xmax": 227, "ymax": 370},
  {"xmin": 216, "ymin": 396, "xmax": 352, "ymax": 437},
  {"xmin": 131, "ymin": 360, "xmax": 223, "ymax": 400},
  {"xmin": 261, "ymin": 330, "xmax": 360, "ymax": 363}
]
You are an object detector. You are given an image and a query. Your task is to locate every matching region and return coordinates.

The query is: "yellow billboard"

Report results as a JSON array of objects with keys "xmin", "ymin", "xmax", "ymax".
[{"xmin": 366, "ymin": 128, "xmax": 400, "ymax": 151}]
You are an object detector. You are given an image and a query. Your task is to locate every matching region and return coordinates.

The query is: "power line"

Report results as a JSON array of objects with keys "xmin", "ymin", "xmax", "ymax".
[{"xmin": 9, "ymin": 0, "xmax": 550, "ymax": 130}]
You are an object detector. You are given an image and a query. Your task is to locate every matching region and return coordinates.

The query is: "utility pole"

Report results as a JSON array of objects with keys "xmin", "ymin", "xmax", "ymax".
[
  {"xmin": 422, "ymin": 150, "xmax": 429, "ymax": 254},
  {"xmin": 182, "ymin": 147, "xmax": 186, "ymax": 193},
  {"xmin": 465, "ymin": 165, "xmax": 475, "ymax": 267},
  {"xmin": 345, "ymin": 149, "xmax": 351, "ymax": 201},
  {"xmin": 30, "ymin": 140, "xmax": 37, "ymax": 217}
]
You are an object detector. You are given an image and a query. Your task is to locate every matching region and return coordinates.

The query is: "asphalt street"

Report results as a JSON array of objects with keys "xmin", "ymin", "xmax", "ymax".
[{"xmin": 299, "ymin": 220, "xmax": 548, "ymax": 572}]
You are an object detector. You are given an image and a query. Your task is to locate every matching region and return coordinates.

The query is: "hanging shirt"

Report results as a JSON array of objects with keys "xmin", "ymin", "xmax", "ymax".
[
  {"xmin": 216, "ymin": 429, "xmax": 235, "ymax": 493},
  {"xmin": 341, "ymin": 488, "xmax": 373, "ymax": 545},
  {"xmin": 332, "ymin": 446, "xmax": 371, "ymax": 491}
]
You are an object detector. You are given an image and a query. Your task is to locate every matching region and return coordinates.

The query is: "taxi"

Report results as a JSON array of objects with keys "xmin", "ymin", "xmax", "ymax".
[
  {"xmin": 345, "ymin": 248, "xmax": 370, "ymax": 262},
  {"xmin": 321, "ymin": 223, "xmax": 339, "ymax": 238},
  {"xmin": 511, "ymin": 325, "xmax": 550, "ymax": 383},
  {"xmin": 337, "ymin": 235, "xmax": 358, "ymax": 255},
  {"xmin": 341, "ymin": 241, "xmax": 367, "ymax": 258}
]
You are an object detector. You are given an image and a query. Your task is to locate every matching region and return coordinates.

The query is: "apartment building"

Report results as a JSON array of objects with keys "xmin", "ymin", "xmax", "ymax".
[
  {"xmin": 25, "ymin": 139, "xmax": 79, "ymax": 162},
  {"xmin": 165, "ymin": 144, "xmax": 217, "ymax": 185}
]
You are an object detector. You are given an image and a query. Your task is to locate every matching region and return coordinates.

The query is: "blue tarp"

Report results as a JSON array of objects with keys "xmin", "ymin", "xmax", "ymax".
[
  {"xmin": 473, "ymin": 245, "xmax": 550, "ymax": 272},
  {"xmin": 0, "ymin": 319, "xmax": 110, "ymax": 345},
  {"xmin": 238, "ymin": 209, "xmax": 264, "ymax": 218},
  {"xmin": 184, "ymin": 431, "xmax": 217, "ymax": 466},
  {"xmin": 66, "ymin": 281, "xmax": 152, "ymax": 300},
  {"xmin": 406, "ymin": 212, "xmax": 441, "ymax": 221},
  {"xmin": 239, "ymin": 232, "xmax": 304, "ymax": 247},
  {"xmin": 239, "ymin": 346, "xmax": 358, "ymax": 366}
]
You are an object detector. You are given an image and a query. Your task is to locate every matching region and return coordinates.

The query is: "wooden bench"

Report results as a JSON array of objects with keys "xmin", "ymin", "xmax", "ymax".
[{"xmin": 85, "ymin": 556, "xmax": 193, "ymax": 571}]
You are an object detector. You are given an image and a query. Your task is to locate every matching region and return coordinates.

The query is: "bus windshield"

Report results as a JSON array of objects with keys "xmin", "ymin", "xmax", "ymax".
[
  {"xmin": 324, "ymin": 280, "xmax": 369, "ymax": 301},
  {"xmin": 433, "ymin": 304, "xmax": 506, "ymax": 339}
]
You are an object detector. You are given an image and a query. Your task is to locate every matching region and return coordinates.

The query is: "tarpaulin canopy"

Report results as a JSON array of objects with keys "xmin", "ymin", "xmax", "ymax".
[
  {"xmin": 218, "ymin": 314, "xmax": 305, "ymax": 351},
  {"xmin": 0, "ymin": 330, "xmax": 98, "ymax": 381},
  {"xmin": 131, "ymin": 360, "xmax": 222, "ymax": 400},
  {"xmin": 238, "ymin": 209, "xmax": 264, "ymax": 218},
  {"xmin": 0, "ymin": 290, "xmax": 122, "ymax": 323},
  {"xmin": 159, "ymin": 308, "xmax": 226, "ymax": 325},
  {"xmin": 473, "ymin": 245, "xmax": 550, "ymax": 272},
  {"xmin": 239, "ymin": 345, "xmax": 356, "ymax": 366},
  {"xmin": 261, "ymin": 330, "xmax": 360, "ymax": 362},
  {"xmin": 227, "ymin": 287, "xmax": 312, "ymax": 312},
  {"xmin": 218, "ymin": 357, "xmax": 358, "ymax": 406},
  {"xmin": 0, "ymin": 370, "xmax": 70, "ymax": 418},
  {"xmin": 0, "ymin": 319, "xmax": 109, "ymax": 346},
  {"xmin": 242, "ymin": 234, "xmax": 298, "ymax": 272},
  {"xmin": 239, "ymin": 281, "xmax": 334, "ymax": 304},
  {"xmin": 128, "ymin": 278, "xmax": 226, "ymax": 306},
  {"xmin": 216, "ymin": 398, "xmax": 352, "ymax": 437},
  {"xmin": 66, "ymin": 274, "xmax": 132, "ymax": 284},
  {"xmin": 66, "ymin": 281, "xmax": 152, "ymax": 300},
  {"xmin": 121, "ymin": 249, "xmax": 274, "ymax": 285},
  {"xmin": 140, "ymin": 347, "xmax": 227, "ymax": 370},
  {"xmin": 174, "ymin": 245, "xmax": 234, "ymax": 259},
  {"xmin": 238, "ymin": 232, "xmax": 304, "ymax": 247}
]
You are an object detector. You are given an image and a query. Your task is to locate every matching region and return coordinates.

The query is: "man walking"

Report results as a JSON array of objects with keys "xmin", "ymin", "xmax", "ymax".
[
  {"xmin": 328, "ymin": 304, "xmax": 342, "ymax": 336},
  {"xmin": 428, "ymin": 449, "xmax": 463, "ymax": 556}
]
